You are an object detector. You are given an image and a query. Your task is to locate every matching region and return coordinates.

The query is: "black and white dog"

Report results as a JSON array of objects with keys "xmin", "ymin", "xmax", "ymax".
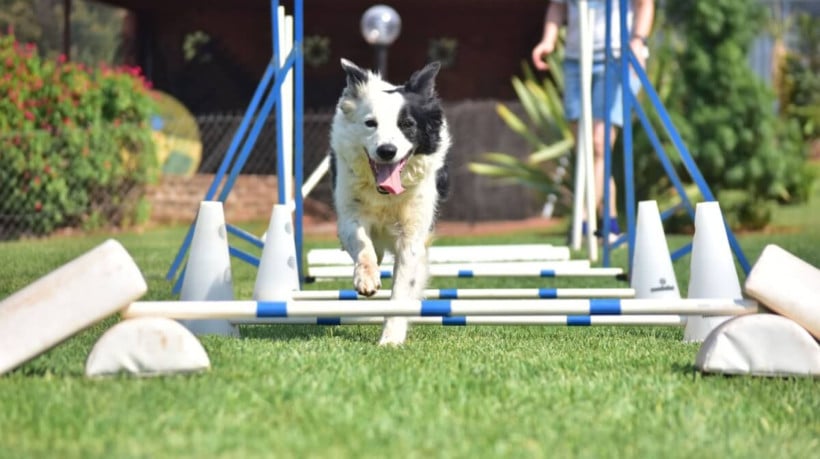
[{"xmin": 329, "ymin": 59, "xmax": 450, "ymax": 345}]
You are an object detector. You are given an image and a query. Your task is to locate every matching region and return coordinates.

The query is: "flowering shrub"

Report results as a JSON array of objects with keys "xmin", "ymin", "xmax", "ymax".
[{"xmin": 0, "ymin": 32, "xmax": 157, "ymax": 237}]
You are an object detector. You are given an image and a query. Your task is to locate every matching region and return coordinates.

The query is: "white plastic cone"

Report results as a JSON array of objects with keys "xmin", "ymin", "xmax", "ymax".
[
  {"xmin": 630, "ymin": 200, "xmax": 680, "ymax": 299},
  {"xmin": 178, "ymin": 201, "xmax": 239, "ymax": 337},
  {"xmin": 253, "ymin": 204, "xmax": 300, "ymax": 300},
  {"xmin": 683, "ymin": 201, "xmax": 742, "ymax": 343}
]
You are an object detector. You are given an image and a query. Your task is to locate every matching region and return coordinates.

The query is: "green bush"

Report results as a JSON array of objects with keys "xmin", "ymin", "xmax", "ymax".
[
  {"xmin": 663, "ymin": 0, "xmax": 813, "ymax": 230},
  {"xmin": 0, "ymin": 32, "xmax": 157, "ymax": 237}
]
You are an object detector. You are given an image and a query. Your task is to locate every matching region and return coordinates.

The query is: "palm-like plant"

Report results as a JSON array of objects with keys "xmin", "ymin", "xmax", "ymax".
[{"xmin": 468, "ymin": 50, "xmax": 576, "ymax": 216}]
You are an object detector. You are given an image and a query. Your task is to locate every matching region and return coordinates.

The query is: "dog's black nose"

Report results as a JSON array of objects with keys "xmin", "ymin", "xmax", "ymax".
[{"xmin": 376, "ymin": 144, "xmax": 397, "ymax": 161}]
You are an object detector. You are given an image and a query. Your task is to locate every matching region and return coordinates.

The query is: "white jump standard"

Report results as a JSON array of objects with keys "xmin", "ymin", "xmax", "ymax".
[{"xmin": 123, "ymin": 298, "xmax": 758, "ymax": 320}]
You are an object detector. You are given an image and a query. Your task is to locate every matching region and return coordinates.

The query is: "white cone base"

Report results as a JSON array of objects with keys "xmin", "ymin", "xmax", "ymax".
[
  {"xmin": 744, "ymin": 244, "xmax": 820, "ymax": 340},
  {"xmin": 630, "ymin": 200, "xmax": 680, "ymax": 299},
  {"xmin": 85, "ymin": 318, "xmax": 211, "ymax": 377},
  {"xmin": 695, "ymin": 314, "xmax": 820, "ymax": 378}
]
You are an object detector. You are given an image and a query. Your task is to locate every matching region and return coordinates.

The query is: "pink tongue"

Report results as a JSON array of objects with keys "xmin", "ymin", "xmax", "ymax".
[{"xmin": 375, "ymin": 162, "xmax": 405, "ymax": 194}]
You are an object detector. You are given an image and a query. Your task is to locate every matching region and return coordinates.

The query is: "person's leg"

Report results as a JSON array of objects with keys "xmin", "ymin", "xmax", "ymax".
[{"xmin": 592, "ymin": 120, "xmax": 619, "ymax": 218}]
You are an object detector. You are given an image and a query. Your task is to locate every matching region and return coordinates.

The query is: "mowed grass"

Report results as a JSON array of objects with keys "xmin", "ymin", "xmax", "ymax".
[{"xmin": 1, "ymin": 182, "xmax": 819, "ymax": 457}]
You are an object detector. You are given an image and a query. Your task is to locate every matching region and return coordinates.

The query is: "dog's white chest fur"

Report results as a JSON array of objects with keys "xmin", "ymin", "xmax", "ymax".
[{"xmin": 329, "ymin": 59, "xmax": 450, "ymax": 346}]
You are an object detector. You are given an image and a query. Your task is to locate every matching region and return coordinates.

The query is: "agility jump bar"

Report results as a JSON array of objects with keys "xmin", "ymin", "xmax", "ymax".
[
  {"xmin": 306, "ymin": 261, "xmax": 623, "ymax": 280},
  {"xmin": 307, "ymin": 244, "xmax": 570, "ymax": 265},
  {"xmin": 293, "ymin": 287, "xmax": 635, "ymax": 300},
  {"xmin": 233, "ymin": 315, "xmax": 687, "ymax": 327},
  {"xmin": 122, "ymin": 298, "xmax": 758, "ymax": 320}
]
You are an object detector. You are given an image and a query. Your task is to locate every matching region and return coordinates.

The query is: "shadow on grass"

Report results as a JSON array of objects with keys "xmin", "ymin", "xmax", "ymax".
[{"xmin": 238, "ymin": 324, "xmax": 380, "ymax": 343}]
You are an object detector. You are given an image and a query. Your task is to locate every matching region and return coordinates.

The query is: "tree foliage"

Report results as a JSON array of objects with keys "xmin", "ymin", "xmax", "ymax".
[{"xmin": 664, "ymin": 0, "xmax": 813, "ymax": 229}]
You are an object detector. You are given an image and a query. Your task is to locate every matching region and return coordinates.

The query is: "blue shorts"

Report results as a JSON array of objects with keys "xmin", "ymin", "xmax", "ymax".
[{"xmin": 562, "ymin": 59, "xmax": 641, "ymax": 127}]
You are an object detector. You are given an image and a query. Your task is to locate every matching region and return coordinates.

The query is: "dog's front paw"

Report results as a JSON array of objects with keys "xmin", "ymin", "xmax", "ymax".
[
  {"xmin": 379, "ymin": 317, "xmax": 408, "ymax": 346},
  {"xmin": 353, "ymin": 261, "xmax": 381, "ymax": 296}
]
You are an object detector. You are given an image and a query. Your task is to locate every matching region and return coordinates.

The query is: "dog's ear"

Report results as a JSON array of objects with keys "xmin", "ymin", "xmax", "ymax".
[
  {"xmin": 341, "ymin": 58, "xmax": 368, "ymax": 88},
  {"xmin": 404, "ymin": 61, "xmax": 441, "ymax": 99}
]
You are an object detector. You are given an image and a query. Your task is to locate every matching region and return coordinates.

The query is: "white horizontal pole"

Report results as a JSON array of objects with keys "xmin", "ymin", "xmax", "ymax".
[
  {"xmin": 234, "ymin": 315, "xmax": 687, "ymax": 326},
  {"xmin": 307, "ymin": 244, "xmax": 570, "ymax": 265},
  {"xmin": 293, "ymin": 287, "xmax": 635, "ymax": 300},
  {"xmin": 122, "ymin": 298, "xmax": 758, "ymax": 320},
  {"xmin": 307, "ymin": 261, "xmax": 623, "ymax": 280}
]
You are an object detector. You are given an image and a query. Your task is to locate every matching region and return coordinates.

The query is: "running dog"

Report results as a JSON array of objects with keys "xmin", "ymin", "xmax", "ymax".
[{"xmin": 329, "ymin": 59, "xmax": 450, "ymax": 345}]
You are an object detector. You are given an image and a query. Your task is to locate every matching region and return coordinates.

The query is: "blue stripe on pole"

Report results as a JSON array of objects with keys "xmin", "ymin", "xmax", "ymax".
[
  {"xmin": 439, "ymin": 289, "xmax": 458, "ymax": 299},
  {"xmin": 380, "ymin": 270, "xmax": 392, "ymax": 279},
  {"xmin": 538, "ymin": 288, "xmax": 558, "ymax": 299},
  {"xmin": 567, "ymin": 316, "xmax": 591, "ymax": 326},
  {"xmin": 540, "ymin": 269, "xmax": 556, "ymax": 278},
  {"xmin": 457, "ymin": 270, "xmax": 473, "ymax": 278},
  {"xmin": 257, "ymin": 301, "xmax": 288, "ymax": 317},
  {"xmin": 442, "ymin": 316, "xmax": 467, "ymax": 326},
  {"xmin": 590, "ymin": 299, "xmax": 622, "ymax": 315},
  {"xmin": 338, "ymin": 290, "xmax": 359, "ymax": 300},
  {"xmin": 420, "ymin": 300, "xmax": 452, "ymax": 316},
  {"xmin": 317, "ymin": 317, "xmax": 341, "ymax": 326}
]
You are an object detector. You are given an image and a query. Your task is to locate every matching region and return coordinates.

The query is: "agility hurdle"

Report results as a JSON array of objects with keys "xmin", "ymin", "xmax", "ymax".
[
  {"xmin": 292, "ymin": 287, "xmax": 635, "ymax": 300},
  {"xmin": 306, "ymin": 262, "xmax": 624, "ymax": 280},
  {"xmin": 307, "ymin": 244, "xmax": 571, "ymax": 266},
  {"xmin": 233, "ymin": 315, "xmax": 687, "ymax": 326},
  {"xmin": 122, "ymin": 298, "xmax": 758, "ymax": 320}
]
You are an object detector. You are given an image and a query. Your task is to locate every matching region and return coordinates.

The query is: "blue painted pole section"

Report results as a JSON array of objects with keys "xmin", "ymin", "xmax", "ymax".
[
  {"xmin": 442, "ymin": 316, "xmax": 467, "ymax": 326},
  {"xmin": 229, "ymin": 247, "xmax": 260, "ymax": 267},
  {"xmin": 218, "ymin": 52, "xmax": 296, "ymax": 203},
  {"xmin": 439, "ymin": 289, "xmax": 459, "ymax": 299},
  {"xmin": 380, "ymin": 270, "xmax": 393, "ymax": 279},
  {"xmin": 538, "ymin": 288, "xmax": 558, "ymax": 299},
  {"xmin": 602, "ymin": 0, "xmax": 614, "ymax": 266},
  {"xmin": 294, "ymin": 0, "xmax": 306, "ymax": 286},
  {"xmin": 257, "ymin": 301, "xmax": 288, "ymax": 317},
  {"xmin": 670, "ymin": 242, "xmax": 693, "ymax": 262},
  {"xmin": 420, "ymin": 300, "xmax": 453, "ymax": 317},
  {"xmin": 338, "ymin": 290, "xmax": 359, "ymax": 300},
  {"xmin": 567, "ymin": 316, "xmax": 591, "ymax": 326},
  {"xmin": 619, "ymin": 0, "xmax": 636, "ymax": 274},
  {"xmin": 632, "ymin": 102, "xmax": 696, "ymax": 219},
  {"xmin": 226, "ymin": 224, "xmax": 265, "ymax": 249},
  {"xmin": 626, "ymin": 52, "xmax": 751, "ymax": 275},
  {"xmin": 457, "ymin": 270, "xmax": 473, "ymax": 278},
  {"xmin": 539, "ymin": 269, "xmax": 556, "ymax": 278},
  {"xmin": 589, "ymin": 298, "xmax": 621, "ymax": 314}
]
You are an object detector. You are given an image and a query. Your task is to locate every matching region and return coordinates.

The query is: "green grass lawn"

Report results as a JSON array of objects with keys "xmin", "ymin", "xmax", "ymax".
[{"xmin": 1, "ymin": 183, "xmax": 819, "ymax": 457}]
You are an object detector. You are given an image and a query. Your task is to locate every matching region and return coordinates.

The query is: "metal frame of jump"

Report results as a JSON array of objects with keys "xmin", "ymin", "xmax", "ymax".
[
  {"xmin": 166, "ymin": 0, "xmax": 306, "ymax": 292},
  {"xmin": 594, "ymin": 0, "xmax": 750, "ymax": 274}
]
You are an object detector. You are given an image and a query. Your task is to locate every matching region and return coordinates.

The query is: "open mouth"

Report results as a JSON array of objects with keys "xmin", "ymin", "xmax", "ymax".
[{"xmin": 367, "ymin": 152, "xmax": 410, "ymax": 195}]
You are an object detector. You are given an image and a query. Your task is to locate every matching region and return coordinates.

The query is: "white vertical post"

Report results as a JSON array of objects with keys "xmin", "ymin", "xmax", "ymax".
[
  {"xmin": 575, "ymin": 0, "xmax": 598, "ymax": 261},
  {"xmin": 277, "ymin": 7, "xmax": 294, "ymax": 208}
]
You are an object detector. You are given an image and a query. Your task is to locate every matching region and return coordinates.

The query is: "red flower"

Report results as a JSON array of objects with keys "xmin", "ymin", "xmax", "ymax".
[
  {"xmin": 34, "ymin": 201, "xmax": 42, "ymax": 212},
  {"xmin": 24, "ymin": 111, "xmax": 34, "ymax": 121},
  {"xmin": 58, "ymin": 54, "xmax": 67, "ymax": 64}
]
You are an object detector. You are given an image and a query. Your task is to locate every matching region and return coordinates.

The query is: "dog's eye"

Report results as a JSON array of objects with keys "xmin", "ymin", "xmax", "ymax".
[{"xmin": 364, "ymin": 119, "xmax": 378, "ymax": 128}]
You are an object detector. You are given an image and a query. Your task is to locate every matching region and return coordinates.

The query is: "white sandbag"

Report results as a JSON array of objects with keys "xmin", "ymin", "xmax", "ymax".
[
  {"xmin": 695, "ymin": 314, "xmax": 820, "ymax": 377},
  {"xmin": 85, "ymin": 317, "xmax": 210, "ymax": 377},
  {"xmin": 744, "ymin": 244, "xmax": 820, "ymax": 339}
]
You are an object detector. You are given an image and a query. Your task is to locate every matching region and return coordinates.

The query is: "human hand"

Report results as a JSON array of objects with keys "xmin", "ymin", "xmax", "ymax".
[
  {"xmin": 531, "ymin": 40, "xmax": 555, "ymax": 71},
  {"xmin": 629, "ymin": 37, "xmax": 648, "ymax": 69}
]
